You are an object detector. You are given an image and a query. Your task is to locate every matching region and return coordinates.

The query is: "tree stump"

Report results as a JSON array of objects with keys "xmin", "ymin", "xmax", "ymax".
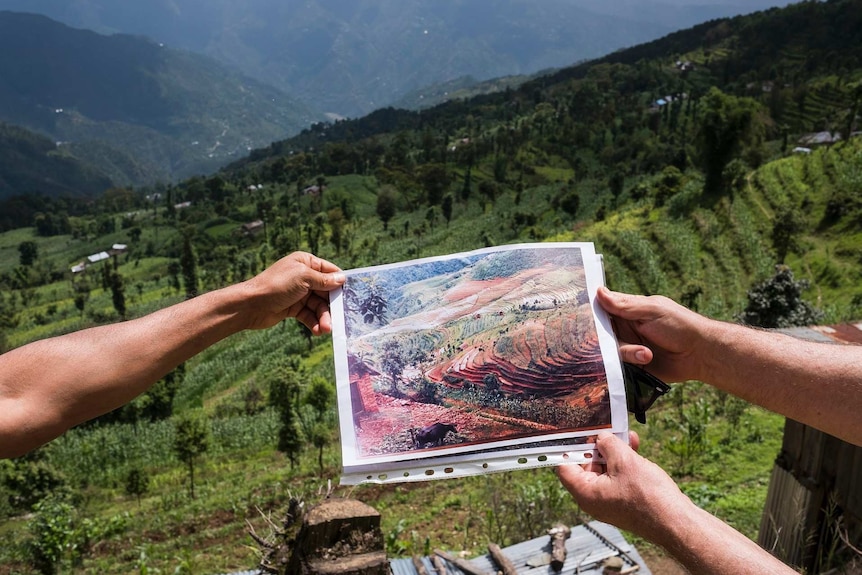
[{"xmin": 257, "ymin": 498, "xmax": 388, "ymax": 575}]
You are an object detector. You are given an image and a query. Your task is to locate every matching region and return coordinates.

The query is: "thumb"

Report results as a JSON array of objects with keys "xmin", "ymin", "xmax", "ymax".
[
  {"xmin": 556, "ymin": 458, "xmax": 587, "ymax": 490},
  {"xmin": 595, "ymin": 433, "xmax": 632, "ymax": 473},
  {"xmin": 307, "ymin": 270, "xmax": 346, "ymax": 292},
  {"xmin": 597, "ymin": 287, "xmax": 654, "ymax": 321}
]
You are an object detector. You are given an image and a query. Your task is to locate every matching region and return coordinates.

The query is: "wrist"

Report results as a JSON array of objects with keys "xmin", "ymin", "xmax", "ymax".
[
  {"xmin": 645, "ymin": 494, "xmax": 703, "ymax": 554},
  {"xmin": 200, "ymin": 281, "xmax": 257, "ymax": 334},
  {"xmin": 688, "ymin": 314, "xmax": 728, "ymax": 383}
]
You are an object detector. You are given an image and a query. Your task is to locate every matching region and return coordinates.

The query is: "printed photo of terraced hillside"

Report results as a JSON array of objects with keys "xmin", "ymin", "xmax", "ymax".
[{"xmin": 334, "ymin": 244, "xmax": 615, "ymax": 463}]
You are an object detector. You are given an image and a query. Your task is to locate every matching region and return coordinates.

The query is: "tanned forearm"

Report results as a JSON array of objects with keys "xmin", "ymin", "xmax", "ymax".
[
  {"xmin": 698, "ymin": 320, "xmax": 862, "ymax": 446},
  {"xmin": 0, "ymin": 282, "xmax": 253, "ymax": 458},
  {"xmin": 652, "ymin": 497, "xmax": 798, "ymax": 575}
]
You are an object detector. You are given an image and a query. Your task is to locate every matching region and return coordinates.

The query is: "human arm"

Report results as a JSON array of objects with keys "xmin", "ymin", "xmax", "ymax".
[
  {"xmin": 557, "ymin": 433, "xmax": 798, "ymax": 575},
  {"xmin": 597, "ymin": 287, "xmax": 862, "ymax": 446},
  {"xmin": 0, "ymin": 252, "xmax": 345, "ymax": 458}
]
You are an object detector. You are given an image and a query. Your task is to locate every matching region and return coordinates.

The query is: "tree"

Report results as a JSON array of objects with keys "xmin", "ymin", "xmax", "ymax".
[
  {"xmin": 442, "ymin": 194, "xmax": 454, "ymax": 225},
  {"xmin": 304, "ymin": 377, "xmax": 334, "ymax": 420},
  {"xmin": 738, "ymin": 265, "xmax": 823, "ymax": 328},
  {"xmin": 124, "ymin": 467, "xmax": 149, "ymax": 506},
  {"xmin": 557, "ymin": 189, "xmax": 580, "ymax": 217},
  {"xmin": 381, "ymin": 341, "xmax": 406, "ymax": 396},
  {"xmin": 417, "ymin": 163, "xmax": 450, "ymax": 206},
  {"xmin": 772, "ymin": 204, "xmax": 805, "ymax": 264},
  {"xmin": 327, "ymin": 207, "xmax": 346, "ymax": 255},
  {"xmin": 109, "ymin": 271, "xmax": 126, "ymax": 319},
  {"xmin": 173, "ymin": 415, "xmax": 209, "ymax": 499},
  {"xmin": 179, "ymin": 231, "xmax": 198, "ymax": 300},
  {"xmin": 697, "ymin": 87, "xmax": 767, "ymax": 196},
  {"xmin": 18, "ymin": 241, "xmax": 38, "ymax": 267},
  {"xmin": 654, "ymin": 166, "xmax": 684, "ymax": 206},
  {"xmin": 73, "ymin": 282, "xmax": 90, "ymax": 316},
  {"xmin": 376, "ymin": 186, "xmax": 398, "ymax": 230},
  {"xmin": 269, "ymin": 373, "xmax": 303, "ymax": 468},
  {"xmin": 309, "ymin": 422, "xmax": 330, "ymax": 476},
  {"xmin": 2, "ymin": 448, "xmax": 67, "ymax": 512}
]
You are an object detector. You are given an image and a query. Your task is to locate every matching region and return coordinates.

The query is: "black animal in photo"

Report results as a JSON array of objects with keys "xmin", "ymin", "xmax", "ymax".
[{"xmin": 410, "ymin": 423, "xmax": 457, "ymax": 449}]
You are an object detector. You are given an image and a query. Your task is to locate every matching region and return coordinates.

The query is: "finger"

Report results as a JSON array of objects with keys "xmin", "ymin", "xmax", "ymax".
[
  {"xmin": 316, "ymin": 308, "xmax": 333, "ymax": 334},
  {"xmin": 618, "ymin": 343, "xmax": 653, "ymax": 365},
  {"xmin": 309, "ymin": 254, "xmax": 344, "ymax": 274},
  {"xmin": 629, "ymin": 431, "xmax": 640, "ymax": 452},
  {"xmin": 296, "ymin": 306, "xmax": 321, "ymax": 334}
]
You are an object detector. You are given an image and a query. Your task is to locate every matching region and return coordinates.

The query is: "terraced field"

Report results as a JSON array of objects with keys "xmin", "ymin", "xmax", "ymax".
[{"xmin": 344, "ymin": 256, "xmax": 613, "ymax": 458}]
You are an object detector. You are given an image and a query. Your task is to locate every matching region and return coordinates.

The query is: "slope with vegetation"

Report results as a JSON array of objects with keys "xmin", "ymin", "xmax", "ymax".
[
  {"xmin": 0, "ymin": 0, "xmax": 796, "ymax": 117},
  {"xmin": 0, "ymin": 11, "xmax": 321, "ymax": 194},
  {"xmin": 1, "ymin": 1, "xmax": 861, "ymax": 573}
]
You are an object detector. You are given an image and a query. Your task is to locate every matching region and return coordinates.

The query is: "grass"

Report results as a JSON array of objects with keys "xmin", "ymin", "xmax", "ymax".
[{"xmin": 2, "ymin": 139, "xmax": 862, "ymax": 573}]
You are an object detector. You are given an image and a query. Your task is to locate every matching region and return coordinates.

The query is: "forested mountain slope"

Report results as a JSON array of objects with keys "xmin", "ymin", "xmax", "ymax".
[
  {"xmin": 0, "ymin": 11, "xmax": 321, "ymax": 193},
  {"xmin": 0, "ymin": 0, "xmax": 796, "ymax": 117}
]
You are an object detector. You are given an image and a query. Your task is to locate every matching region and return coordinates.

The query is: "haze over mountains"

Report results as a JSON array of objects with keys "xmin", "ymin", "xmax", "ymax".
[
  {"xmin": 0, "ymin": 11, "xmax": 322, "ymax": 194},
  {"xmin": 0, "ymin": 0, "xmax": 797, "ymax": 118}
]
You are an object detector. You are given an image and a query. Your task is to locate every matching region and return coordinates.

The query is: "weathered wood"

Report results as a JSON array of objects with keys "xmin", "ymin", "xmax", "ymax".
[
  {"xmin": 430, "ymin": 555, "xmax": 448, "ymax": 575},
  {"xmin": 412, "ymin": 555, "xmax": 429, "ymax": 575},
  {"xmin": 286, "ymin": 498, "xmax": 388, "ymax": 575},
  {"xmin": 547, "ymin": 524, "xmax": 571, "ymax": 572},
  {"xmin": 434, "ymin": 549, "xmax": 490, "ymax": 575},
  {"xmin": 307, "ymin": 552, "xmax": 388, "ymax": 575},
  {"xmin": 488, "ymin": 543, "xmax": 518, "ymax": 575}
]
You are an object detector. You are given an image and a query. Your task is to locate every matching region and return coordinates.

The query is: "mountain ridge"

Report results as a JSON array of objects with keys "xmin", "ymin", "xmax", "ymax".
[
  {"xmin": 0, "ymin": 11, "xmax": 323, "ymax": 196},
  {"xmin": 0, "ymin": 0, "xmax": 798, "ymax": 117}
]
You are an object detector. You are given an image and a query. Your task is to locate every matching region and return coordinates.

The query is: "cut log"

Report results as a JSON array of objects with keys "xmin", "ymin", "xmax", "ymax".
[
  {"xmin": 547, "ymin": 524, "xmax": 571, "ymax": 571},
  {"xmin": 488, "ymin": 543, "xmax": 518, "ymax": 575},
  {"xmin": 412, "ymin": 555, "xmax": 430, "ymax": 575},
  {"xmin": 434, "ymin": 549, "xmax": 490, "ymax": 575},
  {"xmin": 430, "ymin": 555, "xmax": 448, "ymax": 575}
]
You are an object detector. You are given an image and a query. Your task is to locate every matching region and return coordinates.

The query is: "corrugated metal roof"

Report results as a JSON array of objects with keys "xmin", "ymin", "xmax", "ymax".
[
  {"xmin": 390, "ymin": 521, "xmax": 651, "ymax": 575},
  {"xmin": 778, "ymin": 322, "xmax": 862, "ymax": 345}
]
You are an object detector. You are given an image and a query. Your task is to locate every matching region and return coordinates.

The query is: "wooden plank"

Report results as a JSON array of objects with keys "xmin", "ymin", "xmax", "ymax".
[
  {"xmin": 430, "ymin": 555, "xmax": 448, "ymax": 575},
  {"xmin": 412, "ymin": 555, "xmax": 429, "ymax": 575},
  {"xmin": 434, "ymin": 549, "xmax": 490, "ymax": 575},
  {"xmin": 488, "ymin": 543, "xmax": 518, "ymax": 575}
]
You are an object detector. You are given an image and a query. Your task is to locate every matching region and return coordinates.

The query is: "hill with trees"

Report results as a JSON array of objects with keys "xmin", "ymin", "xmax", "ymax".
[
  {"xmin": 0, "ymin": 11, "xmax": 322, "ymax": 194},
  {"xmin": 0, "ymin": 1, "xmax": 861, "ymax": 573},
  {"xmin": 0, "ymin": 0, "xmax": 797, "ymax": 117},
  {"xmin": 0, "ymin": 122, "xmax": 114, "ymax": 199}
]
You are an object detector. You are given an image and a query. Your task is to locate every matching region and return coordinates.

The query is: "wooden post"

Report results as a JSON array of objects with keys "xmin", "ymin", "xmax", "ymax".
[{"xmin": 547, "ymin": 524, "xmax": 571, "ymax": 571}]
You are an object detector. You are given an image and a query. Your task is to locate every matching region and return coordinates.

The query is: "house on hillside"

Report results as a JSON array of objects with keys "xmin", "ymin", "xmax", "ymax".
[
  {"xmin": 798, "ymin": 131, "xmax": 842, "ymax": 146},
  {"xmin": 240, "ymin": 220, "xmax": 264, "ymax": 236},
  {"xmin": 71, "ymin": 244, "xmax": 129, "ymax": 274}
]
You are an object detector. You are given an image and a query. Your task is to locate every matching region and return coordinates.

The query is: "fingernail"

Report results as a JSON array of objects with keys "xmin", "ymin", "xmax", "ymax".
[
  {"xmin": 332, "ymin": 273, "xmax": 346, "ymax": 283},
  {"xmin": 635, "ymin": 350, "xmax": 648, "ymax": 363}
]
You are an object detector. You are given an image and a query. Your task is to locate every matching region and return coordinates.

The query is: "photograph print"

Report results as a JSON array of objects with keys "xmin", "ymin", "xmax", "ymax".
[{"xmin": 331, "ymin": 243, "xmax": 625, "ymax": 470}]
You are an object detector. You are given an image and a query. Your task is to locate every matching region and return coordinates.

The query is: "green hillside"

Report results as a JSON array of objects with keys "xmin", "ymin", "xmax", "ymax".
[
  {"xmin": 0, "ymin": 11, "xmax": 322, "ymax": 194},
  {"xmin": 0, "ymin": 122, "xmax": 113, "ymax": 198},
  {"xmin": 1, "ymin": 1, "xmax": 861, "ymax": 573}
]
